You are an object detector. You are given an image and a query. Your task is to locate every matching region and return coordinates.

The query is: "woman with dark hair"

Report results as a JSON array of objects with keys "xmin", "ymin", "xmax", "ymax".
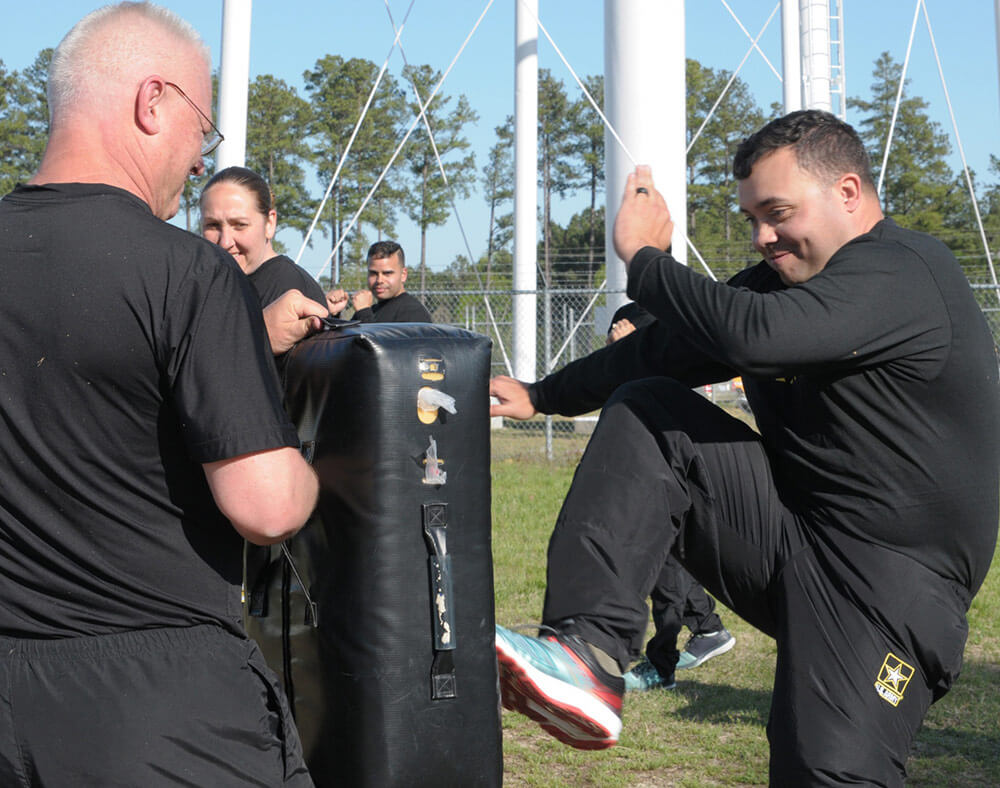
[{"xmin": 200, "ymin": 166, "xmax": 325, "ymax": 307}]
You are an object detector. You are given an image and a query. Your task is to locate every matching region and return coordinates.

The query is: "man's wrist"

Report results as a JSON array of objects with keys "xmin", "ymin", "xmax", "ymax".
[{"xmin": 526, "ymin": 381, "xmax": 547, "ymax": 414}]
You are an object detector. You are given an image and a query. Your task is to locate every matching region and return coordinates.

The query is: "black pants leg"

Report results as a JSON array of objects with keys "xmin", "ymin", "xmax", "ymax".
[
  {"xmin": 0, "ymin": 625, "xmax": 312, "ymax": 787},
  {"xmin": 645, "ymin": 555, "xmax": 723, "ymax": 676},
  {"xmin": 767, "ymin": 534, "xmax": 969, "ymax": 787},
  {"xmin": 681, "ymin": 578, "xmax": 722, "ymax": 635},
  {"xmin": 541, "ymin": 377, "xmax": 956, "ymax": 785},
  {"xmin": 543, "ymin": 378, "xmax": 800, "ymax": 667}
]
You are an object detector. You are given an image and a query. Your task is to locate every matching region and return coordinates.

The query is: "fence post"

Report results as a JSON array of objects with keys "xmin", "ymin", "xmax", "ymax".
[{"xmin": 544, "ymin": 285, "xmax": 553, "ymax": 461}]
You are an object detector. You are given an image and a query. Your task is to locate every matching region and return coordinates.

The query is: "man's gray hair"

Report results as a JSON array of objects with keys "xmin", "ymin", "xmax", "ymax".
[{"xmin": 48, "ymin": 1, "xmax": 208, "ymax": 114}]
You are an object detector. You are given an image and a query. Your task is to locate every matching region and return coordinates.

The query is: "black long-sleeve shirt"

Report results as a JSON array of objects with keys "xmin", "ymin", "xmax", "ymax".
[{"xmin": 530, "ymin": 219, "xmax": 999, "ymax": 595}]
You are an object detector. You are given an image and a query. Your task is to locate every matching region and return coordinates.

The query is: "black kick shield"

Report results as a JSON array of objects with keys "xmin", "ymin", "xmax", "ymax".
[{"xmin": 246, "ymin": 322, "xmax": 502, "ymax": 787}]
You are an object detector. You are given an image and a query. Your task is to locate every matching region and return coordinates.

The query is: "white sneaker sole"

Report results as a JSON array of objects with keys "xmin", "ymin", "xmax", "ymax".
[{"xmin": 495, "ymin": 635, "xmax": 622, "ymax": 750}]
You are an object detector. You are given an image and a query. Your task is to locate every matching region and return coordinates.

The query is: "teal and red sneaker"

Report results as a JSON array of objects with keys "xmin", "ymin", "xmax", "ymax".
[{"xmin": 494, "ymin": 624, "xmax": 624, "ymax": 750}]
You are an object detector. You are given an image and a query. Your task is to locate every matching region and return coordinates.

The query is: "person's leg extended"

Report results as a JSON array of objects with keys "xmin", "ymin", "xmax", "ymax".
[
  {"xmin": 496, "ymin": 378, "xmax": 802, "ymax": 748},
  {"xmin": 543, "ymin": 378, "xmax": 791, "ymax": 663}
]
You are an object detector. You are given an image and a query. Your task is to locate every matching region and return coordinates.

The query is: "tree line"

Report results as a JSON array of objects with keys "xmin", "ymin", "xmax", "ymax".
[{"xmin": 2, "ymin": 48, "xmax": 999, "ymax": 294}]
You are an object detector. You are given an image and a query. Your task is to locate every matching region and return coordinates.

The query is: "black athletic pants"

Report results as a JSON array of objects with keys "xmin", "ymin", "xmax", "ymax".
[
  {"xmin": 0, "ymin": 624, "xmax": 313, "ymax": 787},
  {"xmin": 645, "ymin": 554, "xmax": 723, "ymax": 677},
  {"xmin": 542, "ymin": 378, "xmax": 969, "ymax": 786}
]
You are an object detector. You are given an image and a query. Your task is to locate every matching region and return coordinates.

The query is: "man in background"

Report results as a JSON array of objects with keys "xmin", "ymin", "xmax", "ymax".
[{"xmin": 327, "ymin": 240, "xmax": 433, "ymax": 323}]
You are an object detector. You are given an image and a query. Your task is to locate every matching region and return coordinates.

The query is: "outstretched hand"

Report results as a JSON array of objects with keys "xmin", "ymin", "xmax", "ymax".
[
  {"xmin": 612, "ymin": 165, "xmax": 674, "ymax": 267},
  {"xmin": 489, "ymin": 375, "xmax": 536, "ymax": 420},
  {"xmin": 263, "ymin": 289, "xmax": 329, "ymax": 355}
]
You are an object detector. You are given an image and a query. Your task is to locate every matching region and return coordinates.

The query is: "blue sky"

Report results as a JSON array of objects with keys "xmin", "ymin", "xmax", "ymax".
[{"xmin": 4, "ymin": 1, "xmax": 998, "ymax": 281}]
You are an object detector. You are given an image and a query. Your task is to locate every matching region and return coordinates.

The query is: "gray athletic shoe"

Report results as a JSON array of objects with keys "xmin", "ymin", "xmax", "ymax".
[
  {"xmin": 623, "ymin": 658, "xmax": 676, "ymax": 692},
  {"xmin": 676, "ymin": 628, "xmax": 736, "ymax": 670}
]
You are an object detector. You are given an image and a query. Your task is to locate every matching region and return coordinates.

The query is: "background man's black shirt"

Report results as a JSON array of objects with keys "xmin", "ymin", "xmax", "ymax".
[{"xmin": 354, "ymin": 290, "xmax": 432, "ymax": 323}]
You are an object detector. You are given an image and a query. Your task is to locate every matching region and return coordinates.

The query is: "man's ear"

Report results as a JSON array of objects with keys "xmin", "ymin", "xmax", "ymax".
[
  {"xmin": 400, "ymin": 266, "xmax": 408, "ymax": 283},
  {"xmin": 838, "ymin": 172, "xmax": 863, "ymax": 213},
  {"xmin": 135, "ymin": 75, "xmax": 167, "ymax": 136}
]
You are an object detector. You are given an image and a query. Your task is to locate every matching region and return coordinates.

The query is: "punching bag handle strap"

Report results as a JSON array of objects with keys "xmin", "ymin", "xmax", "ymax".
[
  {"xmin": 280, "ymin": 542, "xmax": 319, "ymax": 628},
  {"xmin": 423, "ymin": 502, "xmax": 457, "ymax": 699}
]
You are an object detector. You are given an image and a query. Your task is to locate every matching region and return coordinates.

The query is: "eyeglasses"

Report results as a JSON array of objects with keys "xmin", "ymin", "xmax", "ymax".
[{"xmin": 165, "ymin": 81, "xmax": 224, "ymax": 157}]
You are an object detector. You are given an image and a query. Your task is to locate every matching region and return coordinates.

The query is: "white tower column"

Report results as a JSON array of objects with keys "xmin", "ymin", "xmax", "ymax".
[
  {"xmin": 799, "ymin": 0, "xmax": 832, "ymax": 111},
  {"xmin": 216, "ymin": 0, "xmax": 253, "ymax": 169},
  {"xmin": 513, "ymin": 0, "xmax": 538, "ymax": 381},
  {"xmin": 782, "ymin": 0, "xmax": 802, "ymax": 112},
  {"xmin": 603, "ymin": 0, "xmax": 686, "ymax": 320}
]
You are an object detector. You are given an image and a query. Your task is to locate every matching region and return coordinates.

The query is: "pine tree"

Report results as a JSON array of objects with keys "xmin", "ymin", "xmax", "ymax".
[
  {"xmin": 400, "ymin": 64, "xmax": 478, "ymax": 293},
  {"xmin": 537, "ymin": 69, "xmax": 582, "ymax": 288},
  {"xmin": 0, "ymin": 60, "xmax": 25, "ymax": 196},
  {"xmin": 480, "ymin": 119, "xmax": 514, "ymax": 289},
  {"xmin": 545, "ymin": 205, "xmax": 605, "ymax": 286},
  {"xmin": 0, "ymin": 50, "xmax": 51, "ymax": 196},
  {"xmin": 686, "ymin": 58, "xmax": 765, "ymax": 272},
  {"xmin": 246, "ymin": 75, "xmax": 314, "ymax": 247},
  {"xmin": 849, "ymin": 52, "xmax": 957, "ymax": 237},
  {"xmin": 570, "ymin": 74, "xmax": 605, "ymax": 287},
  {"xmin": 304, "ymin": 55, "xmax": 406, "ymax": 281}
]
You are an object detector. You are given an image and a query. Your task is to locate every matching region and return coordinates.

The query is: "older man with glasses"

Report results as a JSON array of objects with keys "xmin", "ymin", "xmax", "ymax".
[
  {"xmin": 164, "ymin": 80, "xmax": 225, "ymax": 157},
  {"xmin": 0, "ymin": 3, "xmax": 326, "ymax": 785}
]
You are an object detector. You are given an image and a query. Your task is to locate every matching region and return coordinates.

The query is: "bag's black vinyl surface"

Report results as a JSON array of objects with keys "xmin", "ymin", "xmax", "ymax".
[{"xmin": 246, "ymin": 322, "xmax": 502, "ymax": 787}]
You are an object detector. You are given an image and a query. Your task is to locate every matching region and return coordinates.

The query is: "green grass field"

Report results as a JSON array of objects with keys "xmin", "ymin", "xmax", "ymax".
[{"xmin": 491, "ymin": 434, "xmax": 1000, "ymax": 787}]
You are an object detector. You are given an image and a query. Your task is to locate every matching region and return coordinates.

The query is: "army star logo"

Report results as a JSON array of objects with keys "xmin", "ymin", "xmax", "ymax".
[{"xmin": 874, "ymin": 653, "xmax": 915, "ymax": 707}]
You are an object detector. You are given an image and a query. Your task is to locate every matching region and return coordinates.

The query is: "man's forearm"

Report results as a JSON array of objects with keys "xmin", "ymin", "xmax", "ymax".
[{"xmin": 530, "ymin": 318, "xmax": 734, "ymax": 416}]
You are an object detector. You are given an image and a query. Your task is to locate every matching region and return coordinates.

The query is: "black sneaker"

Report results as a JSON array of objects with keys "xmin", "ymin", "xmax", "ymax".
[
  {"xmin": 495, "ymin": 625, "xmax": 624, "ymax": 750},
  {"xmin": 676, "ymin": 628, "xmax": 736, "ymax": 670}
]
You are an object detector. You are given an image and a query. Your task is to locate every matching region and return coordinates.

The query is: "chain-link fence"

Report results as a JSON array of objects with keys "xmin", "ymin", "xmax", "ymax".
[
  {"xmin": 973, "ymin": 282, "xmax": 1000, "ymax": 342},
  {"xmin": 415, "ymin": 278, "xmax": 1000, "ymax": 462},
  {"xmin": 418, "ymin": 286, "xmax": 616, "ymax": 378}
]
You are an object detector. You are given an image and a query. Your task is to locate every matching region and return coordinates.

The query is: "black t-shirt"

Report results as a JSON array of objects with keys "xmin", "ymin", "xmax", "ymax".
[
  {"xmin": 354, "ymin": 290, "xmax": 432, "ymax": 323},
  {"xmin": 248, "ymin": 254, "xmax": 326, "ymax": 307},
  {"xmin": 0, "ymin": 183, "xmax": 300, "ymax": 638},
  {"xmin": 530, "ymin": 219, "xmax": 1000, "ymax": 595}
]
